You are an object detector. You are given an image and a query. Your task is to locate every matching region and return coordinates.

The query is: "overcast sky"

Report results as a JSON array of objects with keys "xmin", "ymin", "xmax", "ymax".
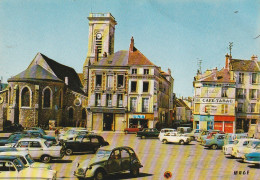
[{"xmin": 0, "ymin": 0, "xmax": 259, "ymax": 97}]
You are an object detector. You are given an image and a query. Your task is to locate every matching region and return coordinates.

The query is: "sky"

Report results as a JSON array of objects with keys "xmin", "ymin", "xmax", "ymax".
[{"xmin": 0, "ymin": 0, "xmax": 259, "ymax": 97}]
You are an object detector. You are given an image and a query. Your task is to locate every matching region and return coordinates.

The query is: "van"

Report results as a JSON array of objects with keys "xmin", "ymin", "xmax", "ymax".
[
  {"xmin": 177, "ymin": 127, "xmax": 192, "ymax": 134},
  {"xmin": 158, "ymin": 128, "xmax": 177, "ymax": 141}
]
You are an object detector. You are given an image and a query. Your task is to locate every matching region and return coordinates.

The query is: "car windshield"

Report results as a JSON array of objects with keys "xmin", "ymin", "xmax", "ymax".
[
  {"xmin": 96, "ymin": 150, "xmax": 112, "ymax": 156},
  {"xmin": 25, "ymin": 154, "xmax": 34, "ymax": 165},
  {"xmin": 13, "ymin": 158, "xmax": 25, "ymax": 171}
]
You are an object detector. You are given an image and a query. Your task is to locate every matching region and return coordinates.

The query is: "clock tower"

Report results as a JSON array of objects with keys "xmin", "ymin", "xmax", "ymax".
[{"xmin": 83, "ymin": 13, "xmax": 117, "ymax": 93}]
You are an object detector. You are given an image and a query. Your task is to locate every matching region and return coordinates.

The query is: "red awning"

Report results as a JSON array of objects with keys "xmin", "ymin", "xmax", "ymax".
[{"xmin": 214, "ymin": 116, "xmax": 235, "ymax": 122}]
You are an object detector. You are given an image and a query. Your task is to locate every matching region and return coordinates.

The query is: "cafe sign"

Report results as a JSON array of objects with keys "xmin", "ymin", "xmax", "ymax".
[
  {"xmin": 133, "ymin": 115, "xmax": 145, "ymax": 119},
  {"xmin": 196, "ymin": 98, "xmax": 234, "ymax": 104}
]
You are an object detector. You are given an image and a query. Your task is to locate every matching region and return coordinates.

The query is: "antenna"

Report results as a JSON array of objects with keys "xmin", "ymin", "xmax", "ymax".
[
  {"xmin": 229, "ymin": 42, "xmax": 233, "ymax": 57},
  {"xmin": 197, "ymin": 59, "xmax": 202, "ymax": 73}
]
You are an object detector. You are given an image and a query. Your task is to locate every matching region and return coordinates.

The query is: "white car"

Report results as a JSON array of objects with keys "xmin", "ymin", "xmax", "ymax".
[
  {"xmin": 58, "ymin": 128, "xmax": 90, "ymax": 141},
  {"xmin": 158, "ymin": 128, "xmax": 177, "ymax": 141},
  {"xmin": 185, "ymin": 129, "xmax": 202, "ymax": 141},
  {"xmin": 232, "ymin": 139, "xmax": 260, "ymax": 158},
  {"xmin": 12, "ymin": 138, "xmax": 65, "ymax": 163},
  {"xmin": 223, "ymin": 138, "xmax": 250, "ymax": 156},
  {"xmin": 0, "ymin": 155, "xmax": 57, "ymax": 179},
  {"xmin": 161, "ymin": 132, "xmax": 191, "ymax": 145},
  {"xmin": 0, "ymin": 151, "xmax": 52, "ymax": 170}
]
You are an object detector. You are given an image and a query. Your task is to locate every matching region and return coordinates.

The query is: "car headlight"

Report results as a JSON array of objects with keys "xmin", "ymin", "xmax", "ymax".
[{"xmin": 77, "ymin": 168, "xmax": 85, "ymax": 175}]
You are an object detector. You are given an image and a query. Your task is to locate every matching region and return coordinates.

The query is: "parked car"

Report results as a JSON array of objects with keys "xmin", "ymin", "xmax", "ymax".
[
  {"xmin": 223, "ymin": 133, "xmax": 248, "ymax": 146},
  {"xmin": 248, "ymin": 124, "xmax": 257, "ymax": 138},
  {"xmin": 64, "ymin": 134, "xmax": 109, "ymax": 155},
  {"xmin": 74, "ymin": 146, "xmax": 143, "ymax": 180},
  {"xmin": 136, "ymin": 128, "xmax": 160, "ymax": 139},
  {"xmin": 0, "ymin": 155, "xmax": 57, "ymax": 179},
  {"xmin": 200, "ymin": 130, "xmax": 225, "ymax": 144},
  {"xmin": 158, "ymin": 128, "xmax": 177, "ymax": 141},
  {"xmin": 0, "ymin": 133, "xmax": 29, "ymax": 146},
  {"xmin": 223, "ymin": 138, "xmax": 251, "ymax": 156},
  {"xmin": 25, "ymin": 127, "xmax": 47, "ymax": 135},
  {"xmin": 11, "ymin": 138, "xmax": 65, "ymax": 163},
  {"xmin": 161, "ymin": 132, "xmax": 191, "ymax": 145},
  {"xmin": 25, "ymin": 130, "xmax": 57, "ymax": 143},
  {"xmin": 185, "ymin": 129, "xmax": 202, "ymax": 141},
  {"xmin": 177, "ymin": 127, "xmax": 192, "ymax": 134},
  {"xmin": 197, "ymin": 130, "xmax": 209, "ymax": 142},
  {"xmin": 58, "ymin": 128, "xmax": 91, "ymax": 141},
  {"xmin": 124, "ymin": 125, "xmax": 142, "ymax": 134},
  {"xmin": 0, "ymin": 151, "xmax": 52, "ymax": 170},
  {"xmin": 232, "ymin": 140, "xmax": 260, "ymax": 158},
  {"xmin": 202, "ymin": 134, "xmax": 225, "ymax": 149},
  {"xmin": 244, "ymin": 152, "xmax": 260, "ymax": 165}
]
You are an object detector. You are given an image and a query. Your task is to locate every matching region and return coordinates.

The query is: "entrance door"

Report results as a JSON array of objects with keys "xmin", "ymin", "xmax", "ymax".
[{"xmin": 103, "ymin": 113, "xmax": 113, "ymax": 131}]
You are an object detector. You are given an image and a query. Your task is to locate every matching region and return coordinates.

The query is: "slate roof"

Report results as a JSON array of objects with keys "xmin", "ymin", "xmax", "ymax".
[
  {"xmin": 8, "ymin": 53, "xmax": 84, "ymax": 94},
  {"xmin": 230, "ymin": 59, "xmax": 260, "ymax": 72},
  {"xmin": 198, "ymin": 68, "xmax": 235, "ymax": 83},
  {"xmin": 9, "ymin": 65, "xmax": 62, "ymax": 82},
  {"xmin": 92, "ymin": 50, "xmax": 129, "ymax": 66}
]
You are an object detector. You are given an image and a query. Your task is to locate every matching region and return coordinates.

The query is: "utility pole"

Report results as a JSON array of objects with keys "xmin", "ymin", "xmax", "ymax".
[{"xmin": 229, "ymin": 42, "xmax": 233, "ymax": 57}]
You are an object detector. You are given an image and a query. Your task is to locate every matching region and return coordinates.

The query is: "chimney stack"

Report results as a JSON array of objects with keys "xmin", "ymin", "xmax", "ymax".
[
  {"xmin": 129, "ymin": 36, "xmax": 134, "ymax": 52},
  {"xmin": 225, "ymin": 54, "xmax": 230, "ymax": 70},
  {"xmin": 251, "ymin": 54, "xmax": 258, "ymax": 61},
  {"xmin": 95, "ymin": 46, "xmax": 99, "ymax": 62}
]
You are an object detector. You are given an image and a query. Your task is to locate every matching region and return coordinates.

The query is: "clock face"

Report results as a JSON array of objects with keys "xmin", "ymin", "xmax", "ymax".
[{"xmin": 96, "ymin": 33, "xmax": 102, "ymax": 40}]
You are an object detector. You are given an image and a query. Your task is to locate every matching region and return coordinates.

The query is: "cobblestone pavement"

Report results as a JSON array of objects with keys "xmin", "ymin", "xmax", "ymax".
[{"xmin": 38, "ymin": 132, "xmax": 259, "ymax": 180}]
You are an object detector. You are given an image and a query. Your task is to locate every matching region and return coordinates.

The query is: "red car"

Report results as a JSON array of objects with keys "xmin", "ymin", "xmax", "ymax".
[
  {"xmin": 206, "ymin": 131, "xmax": 225, "ymax": 139},
  {"xmin": 124, "ymin": 125, "xmax": 142, "ymax": 134}
]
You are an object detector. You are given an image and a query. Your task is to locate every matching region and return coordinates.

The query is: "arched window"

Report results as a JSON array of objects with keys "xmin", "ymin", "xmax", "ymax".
[
  {"xmin": 21, "ymin": 87, "xmax": 30, "ymax": 107},
  {"xmin": 43, "ymin": 88, "xmax": 51, "ymax": 108},
  {"xmin": 82, "ymin": 109, "xmax": 86, "ymax": 120},
  {"xmin": 69, "ymin": 108, "xmax": 74, "ymax": 120}
]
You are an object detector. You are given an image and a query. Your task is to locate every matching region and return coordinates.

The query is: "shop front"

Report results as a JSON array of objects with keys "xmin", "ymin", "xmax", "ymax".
[
  {"xmin": 214, "ymin": 115, "xmax": 235, "ymax": 133},
  {"xmin": 195, "ymin": 115, "xmax": 214, "ymax": 130},
  {"xmin": 128, "ymin": 114, "xmax": 154, "ymax": 128}
]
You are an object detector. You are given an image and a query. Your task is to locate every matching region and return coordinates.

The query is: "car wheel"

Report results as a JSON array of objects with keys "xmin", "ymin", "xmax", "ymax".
[
  {"xmin": 130, "ymin": 167, "xmax": 140, "ymax": 177},
  {"xmin": 179, "ymin": 140, "xmax": 185, "ymax": 145},
  {"xmin": 41, "ymin": 155, "xmax": 51, "ymax": 163},
  {"xmin": 141, "ymin": 136, "xmax": 145, "ymax": 139},
  {"xmin": 162, "ymin": 139, "xmax": 168, "ymax": 144},
  {"xmin": 211, "ymin": 144, "xmax": 218, "ymax": 150},
  {"xmin": 65, "ymin": 148, "xmax": 73, "ymax": 156},
  {"xmin": 94, "ymin": 170, "xmax": 105, "ymax": 180}
]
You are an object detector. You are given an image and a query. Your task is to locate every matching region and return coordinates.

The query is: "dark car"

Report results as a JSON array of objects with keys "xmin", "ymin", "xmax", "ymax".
[
  {"xmin": 74, "ymin": 146, "xmax": 143, "ymax": 180},
  {"xmin": 63, "ymin": 134, "xmax": 109, "ymax": 155},
  {"xmin": 136, "ymin": 128, "xmax": 160, "ymax": 139}
]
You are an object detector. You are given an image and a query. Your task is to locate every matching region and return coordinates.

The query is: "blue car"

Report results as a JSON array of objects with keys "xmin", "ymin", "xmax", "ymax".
[
  {"xmin": 202, "ymin": 134, "xmax": 225, "ymax": 149},
  {"xmin": 0, "ymin": 133, "xmax": 29, "ymax": 146},
  {"xmin": 244, "ymin": 152, "xmax": 260, "ymax": 165}
]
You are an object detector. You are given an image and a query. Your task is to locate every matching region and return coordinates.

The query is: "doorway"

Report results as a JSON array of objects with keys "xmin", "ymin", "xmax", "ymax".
[{"xmin": 103, "ymin": 113, "xmax": 113, "ymax": 131}]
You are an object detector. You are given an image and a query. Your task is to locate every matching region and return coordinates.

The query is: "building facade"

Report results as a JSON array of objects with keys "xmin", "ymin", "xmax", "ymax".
[
  {"xmin": 193, "ymin": 66, "xmax": 236, "ymax": 133},
  {"xmin": 83, "ymin": 13, "xmax": 174, "ymax": 131},
  {"xmin": 193, "ymin": 54, "xmax": 260, "ymax": 133},
  {"xmin": 0, "ymin": 53, "xmax": 88, "ymax": 130}
]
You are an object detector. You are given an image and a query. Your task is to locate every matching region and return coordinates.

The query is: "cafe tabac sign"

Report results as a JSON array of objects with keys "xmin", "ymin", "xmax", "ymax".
[{"xmin": 195, "ymin": 98, "xmax": 235, "ymax": 104}]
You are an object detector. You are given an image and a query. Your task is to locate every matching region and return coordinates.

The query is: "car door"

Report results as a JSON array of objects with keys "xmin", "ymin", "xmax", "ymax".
[
  {"xmin": 0, "ymin": 161, "xmax": 18, "ymax": 179},
  {"xmin": 121, "ymin": 149, "xmax": 131, "ymax": 171},
  {"xmin": 28, "ymin": 141, "xmax": 43, "ymax": 159},
  {"xmin": 107, "ymin": 149, "xmax": 122, "ymax": 173},
  {"xmin": 81, "ymin": 137, "xmax": 91, "ymax": 152},
  {"xmin": 15, "ymin": 141, "xmax": 29, "ymax": 154}
]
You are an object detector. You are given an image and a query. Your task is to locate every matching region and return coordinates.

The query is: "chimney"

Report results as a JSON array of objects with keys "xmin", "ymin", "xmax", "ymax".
[
  {"xmin": 65, "ymin": 77, "xmax": 69, "ymax": 85},
  {"xmin": 95, "ymin": 46, "xmax": 99, "ymax": 62},
  {"xmin": 168, "ymin": 68, "xmax": 171, "ymax": 75},
  {"xmin": 225, "ymin": 54, "xmax": 230, "ymax": 70},
  {"xmin": 251, "ymin": 55, "xmax": 258, "ymax": 61},
  {"xmin": 129, "ymin": 36, "xmax": 134, "ymax": 52}
]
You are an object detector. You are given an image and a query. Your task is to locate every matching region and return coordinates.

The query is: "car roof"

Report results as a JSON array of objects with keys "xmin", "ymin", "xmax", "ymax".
[
  {"xmin": 99, "ymin": 146, "xmax": 134, "ymax": 151},
  {"xmin": 18, "ymin": 137, "xmax": 45, "ymax": 142},
  {"xmin": 0, "ymin": 155, "xmax": 18, "ymax": 160}
]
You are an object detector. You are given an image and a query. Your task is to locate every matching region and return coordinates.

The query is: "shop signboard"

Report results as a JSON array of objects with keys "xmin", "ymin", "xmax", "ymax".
[{"xmin": 133, "ymin": 115, "xmax": 145, "ymax": 119}]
